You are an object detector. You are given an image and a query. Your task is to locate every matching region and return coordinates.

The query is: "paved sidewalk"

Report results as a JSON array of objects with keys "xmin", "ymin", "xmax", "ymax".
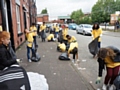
[
  {"xmin": 16, "ymin": 38, "xmax": 93, "ymax": 90},
  {"xmin": 103, "ymin": 31, "xmax": 120, "ymax": 37}
]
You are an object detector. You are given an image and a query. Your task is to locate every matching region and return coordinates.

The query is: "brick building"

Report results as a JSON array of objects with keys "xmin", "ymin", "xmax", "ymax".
[
  {"xmin": 37, "ymin": 14, "xmax": 49, "ymax": 24},
  {"xmin": 0, "ymin": 0, "xmax": 37, "ymax": 50}
]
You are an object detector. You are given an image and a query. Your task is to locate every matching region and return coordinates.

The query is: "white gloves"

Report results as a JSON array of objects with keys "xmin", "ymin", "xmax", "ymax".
[
  {"xmin": 16, "ymin": 59, "xmax": 21, "ymax": 62},
  {"xmin": 96, "ymin": 77, "xmax": 102, "ymax": 84}
]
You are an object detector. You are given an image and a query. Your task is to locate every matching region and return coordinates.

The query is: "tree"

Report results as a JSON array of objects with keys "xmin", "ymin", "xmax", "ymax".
[
  {"xmin": 41, "ymin": 8, "xmax": 48, "ymax": 14},
  {"xmin": 70, "ymin": 9, "xmax": 84, "ymax": 24}
]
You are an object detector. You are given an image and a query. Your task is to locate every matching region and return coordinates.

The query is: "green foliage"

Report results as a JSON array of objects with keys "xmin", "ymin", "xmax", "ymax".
[
  {"xmin": 70, "ymin": 9, "xmax": 84, "ymax": 24},
  {"xmin": 91, "ymin": 0, "xmax": 120, "ymax": 24},
  {"xmin": 41, "ymin": 8, "xmax": 48, "ymax": 14}
]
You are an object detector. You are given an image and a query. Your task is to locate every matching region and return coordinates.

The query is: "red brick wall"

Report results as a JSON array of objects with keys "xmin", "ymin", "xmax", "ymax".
[
  {"xmin": 11, "ymin": 0, "xmax": 28, "ymax": 49},
  {"xmin": 37, "ymin": 17, "xmax": 43, "ymax": 22},
  {"xmin": 37, "ymin": 15, "xmax": 49, "ymax": 22}
]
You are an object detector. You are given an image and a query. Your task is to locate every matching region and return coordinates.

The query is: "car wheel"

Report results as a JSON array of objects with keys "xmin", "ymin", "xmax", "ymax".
[{"xmin": 83, "ymin": 31, "xmax": 86, "ymax": 35}]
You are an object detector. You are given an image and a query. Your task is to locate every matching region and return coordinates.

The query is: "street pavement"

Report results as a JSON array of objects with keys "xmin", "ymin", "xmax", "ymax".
[
  {"xmin": 16, "ymin": 31, "xmax": 120, "ymax": 90},
  {"xmin": 16, "ymin": 36, "xmax": 93, "ymax": 90}
]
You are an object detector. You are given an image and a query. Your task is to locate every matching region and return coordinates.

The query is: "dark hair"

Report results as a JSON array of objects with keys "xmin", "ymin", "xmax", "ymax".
[
  {"xmin": 32, "ymin": 23, "xmax": 35, "ymax": 26},
  {"xmin": 66, "ymin": 35, "xmax": 70, "ymax": 38},
  {"xmin": 72, "ymin": 47, "xmax": 78, "ymax": 54},
  {"xmin": 97, "ymin": 48, "xmax": 116, "ymax": 60},
  {"xmin": 92, "ymin": 23, "xmax": 100, "ymax": 30}
]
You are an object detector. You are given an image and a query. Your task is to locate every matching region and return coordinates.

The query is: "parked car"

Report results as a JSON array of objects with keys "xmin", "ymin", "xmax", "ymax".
[
  {"xmin": 76, "ymin": 24, "xmax": 92, "ymax": 35},
  {"xmin": 68, "ymin": 23, "xmax": 77, "ymax": 30}
]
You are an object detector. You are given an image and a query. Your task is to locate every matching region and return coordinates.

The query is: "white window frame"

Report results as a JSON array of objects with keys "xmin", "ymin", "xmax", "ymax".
[{"xmin": 16, "ymin": 4, "xmax": 21, "ymax": 34}]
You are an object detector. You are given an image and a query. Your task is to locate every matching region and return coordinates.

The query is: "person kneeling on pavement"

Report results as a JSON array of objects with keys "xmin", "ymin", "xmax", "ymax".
[
  {"xmin": 67, "ymin": 42, "xmax": 79, "ymax": 64},
  {"xmin": 96, "ymin": 47, "xmax": 120, "ymax": 90},
  {"xmin": 47, "ymin": 32, "xmax": 55, "ymax": 42},
  {"xmin": 57, "ymin": 41, "xmax": 66, "ymax": 52},
  {"xmin": 66, "ymin": 34, "xmax": 77, "ymax": 44}
]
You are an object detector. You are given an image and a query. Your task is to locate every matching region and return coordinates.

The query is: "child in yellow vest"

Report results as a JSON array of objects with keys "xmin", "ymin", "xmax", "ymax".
[
  {"xmin": 47, "ymin": 32, "xmax": 54, "ymax": 42},
  {"xmin": 25, "ymin": 29, "xmax": 35, "ymax": 62},
  {"xmin": 57, "ymin": 41, "xmax": 66, "ymax": 52}
]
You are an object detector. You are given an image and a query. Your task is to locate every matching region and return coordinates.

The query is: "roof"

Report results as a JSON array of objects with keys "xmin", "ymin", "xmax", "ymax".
[
  {"xmin": 58, "ymin": 16, "xmax": 71, "ymax": 19},
  {"xmin": 37, "ymin": 14, "xmax": 48, "ymax": 17}
]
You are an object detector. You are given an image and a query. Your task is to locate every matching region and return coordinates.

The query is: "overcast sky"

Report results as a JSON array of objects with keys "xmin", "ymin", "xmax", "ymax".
[{"xmin": 36, "ymin": 0, "xmax": 98, "ymax": 20}]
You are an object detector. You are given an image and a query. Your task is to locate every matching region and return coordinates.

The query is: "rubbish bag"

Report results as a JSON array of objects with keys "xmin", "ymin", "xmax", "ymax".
[
  {"xmin": 88, "ymin": 36, "xmax": 99, "ymax": 56},
  {"xmin": 113, "ymin": 73, "xmax": 120, "ymax": 90},
  {"xmin": 27, "ymin": 72, "xmax": 49, "ymax": 90},
  {"xmin": 31, "ymin": 44, "xmax": 41, "ymax": 62},
  {"xmin": 58, "ymin": 53, "xmax": 70, "ymax": 60}
]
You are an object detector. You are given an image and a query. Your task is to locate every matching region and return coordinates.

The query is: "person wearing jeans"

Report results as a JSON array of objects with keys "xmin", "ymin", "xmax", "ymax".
[
  {"xmin": 96, "ymin": 47, "xmax": 120, "ymax": 90},
  {"xmin": 25, "ymin": 29, "xmax": 35, "ymax": 62}
]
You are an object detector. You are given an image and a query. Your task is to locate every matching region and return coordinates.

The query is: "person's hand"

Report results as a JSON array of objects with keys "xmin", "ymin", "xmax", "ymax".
[
  {"xmin": 95, "ymin": 77, "xmax": 101, "ymax": 84},
  {"xmin": 16, "ymin": 59, "xmax": 21, "ymax": 63}
]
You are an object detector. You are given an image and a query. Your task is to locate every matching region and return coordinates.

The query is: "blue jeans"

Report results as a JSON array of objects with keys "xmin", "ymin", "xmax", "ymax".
[
  {"xmin": 27, "ymin": 46, "xmax": 35, "ymax": 60},
  {"xmin": 98, "ymin": 42, "xmax": 101, "ymax": 48}
]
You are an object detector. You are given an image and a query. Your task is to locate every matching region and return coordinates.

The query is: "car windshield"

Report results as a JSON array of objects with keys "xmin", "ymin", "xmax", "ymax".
[{"xmin": 84, "ymin": 25, "xmax": 92, "ymax": 28}]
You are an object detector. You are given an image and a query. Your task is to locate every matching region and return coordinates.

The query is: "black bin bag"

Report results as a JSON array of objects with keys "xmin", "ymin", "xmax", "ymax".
[
  {"xmin": 58, "ymin": 53, "xmax": 70, "ymax": 60},
  {"xmin": 88, "ymin": 36, "xmax": 99, "ymax": 56},
  {"xmin": 0, "ymin": 65, "xmax": 31, "ymax": 90}
]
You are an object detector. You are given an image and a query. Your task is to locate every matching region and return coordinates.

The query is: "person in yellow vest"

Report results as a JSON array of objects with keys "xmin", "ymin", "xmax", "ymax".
[
  {"xmin": 96, "ymin": 47, "xmax": 120, "ymax": 90},
  {"xmin": 55, "ymin": 24, "xmax": 59, "ymax": 39},
  {"xmin": 62, "ymin": 25, "xmax": 68, "ymax": 45},
  {"xmin": 0, "ymin": 26, "xmax": 3, "ymax": 32},
  {"xmin": 47, "ymin": 32, "xmax": 54, "ymax": 42},
  {"xmin": 57, "ymin": 41, "xmax": 66, "ymax": 52},
  {"xmin": 25, "ymin": 29, "xmax": 35, "ymax": 62},
  {"xmin": 91, "ymin": 23, "xmax": 102, "ymax": 58},
  {"xmin": 66, "ymin": 35, "xmax": 77, "ymax": 44},
  {"xmin": 30, "ymin": 23, "xmax": 37, "ymax": 46},
  {"xmin": 91, "ymin": 23, "xmax": 102, "ymax": 48},
  {"xmin": 67, "ymin": 42, "xmax": 79, "ymax": 64},
  {"xmin": 40, "ymin": 22, "xmax": 46, "ymax": 42}
]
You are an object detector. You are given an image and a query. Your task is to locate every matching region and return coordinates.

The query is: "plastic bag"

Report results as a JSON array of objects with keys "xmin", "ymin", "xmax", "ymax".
[{"xmin": 27, "ymin": 72, "xmax": 49, "ymax": 90}]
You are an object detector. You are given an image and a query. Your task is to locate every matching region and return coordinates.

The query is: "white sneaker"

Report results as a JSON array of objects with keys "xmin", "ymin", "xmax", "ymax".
[
  {"xmin": 102, "ymin": 84, "xmax": 107, "ymax": 90},
  {"xmin": 28, "ymin": 59, "xmax": 32, "ymax": 62},
  {"xmin": 72, "ymin": 59, "xmax": 75, "ymax": 63}
]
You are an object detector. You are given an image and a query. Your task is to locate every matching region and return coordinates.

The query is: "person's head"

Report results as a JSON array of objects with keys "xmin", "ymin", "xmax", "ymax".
[
  {"xmin": 43, "ymin": 22, "xmax": 45, "ymax": 25},
  {"xmin": 0, "ymin": 31, "xmax": 10, "ymax": 46},
  {"xmin": 92, "ymin": 23, "xmax": 100, "ymax": 30},
  {"xmin": 97, "ymin": 48, "xmax": 116, "ymax": 60},
  {"xmin": 66, "ymin": 35, "xmax": 71, "ymax": 40},
  {"xmin": 32, "ymin": 23, "xmax": 35, "ymax": 26},
  {"xmin": 60, "ymin": 41, "xmax": 63, "ymax": 44},
  {"xmin": 72, "ymin": 47, "xmax": 78, "ymax": 54}
]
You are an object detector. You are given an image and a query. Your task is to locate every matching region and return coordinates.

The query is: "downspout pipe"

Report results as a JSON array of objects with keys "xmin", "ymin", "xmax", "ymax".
[{"xmin": 0, "ymin": 0, "xmax": 7, "ymax": 30}]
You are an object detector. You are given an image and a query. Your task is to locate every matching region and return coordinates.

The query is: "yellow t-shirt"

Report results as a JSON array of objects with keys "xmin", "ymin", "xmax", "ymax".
[
  {"xmin": 68, "ymin": 36, "xmax": 77, "ymax": 43},
  {"xmin": 30, "ymin": 26, "xmax": 37, "ymax": 36},
  {"xmin": 40, "ymin": 24, "xmax": 46, "ymax": 32},
  {"xmin": 0, "ymin": 26, "xmax": 2, "ymax": 31},
  {"xmin": 62, "ymin": 28, "xmax": 68, "ymax": 40},
  {"xmin": 58, "ymin": 43, "xmax": 66, "ymax": 52},
  {"xmin": 26, "ymin": 33, "xmax": 34, "ymax": 47},
  {"xmin": 91, "ymin": 28, "xmax": 102, "ymax": 42},
  {"xmin": 55, "ymin": 26, "xmax": 59, "ymax": 32},
  {"xmin": 68, "ymin": 42, "xmax": 78, "ymax": 54},
  {"xmin": 105, "ymin": 56, "xmax": 120, "ymax": 68},
  {"xmin": 47, "ymin": 34, "xmax": 54, "ymax": 41}
]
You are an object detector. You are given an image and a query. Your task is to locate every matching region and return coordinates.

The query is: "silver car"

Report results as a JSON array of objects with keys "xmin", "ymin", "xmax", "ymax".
[{"xmin": 76, "ymin": 24, "xmax": 92, "ymax": 35}]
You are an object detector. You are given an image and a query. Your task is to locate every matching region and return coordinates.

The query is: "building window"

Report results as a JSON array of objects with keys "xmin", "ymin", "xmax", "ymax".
[{"xmin": 16, "ymin": 5, "xmax": 21, "ymax": 34}]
